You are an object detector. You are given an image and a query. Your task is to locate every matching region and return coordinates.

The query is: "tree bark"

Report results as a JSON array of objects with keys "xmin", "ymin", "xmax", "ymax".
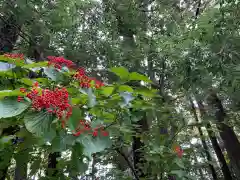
[
  {"xmin": 207, "ymin": 91, "xmax": 240, "ymax": 178},
  {"xmin": 0, "ymin": 13, "xmax": 21, "ymax": 54},
  {"xmin": 14, "ymin": 149, "xmax": 30, "ymax": 180},
  {"xmin": 198, "ymin": 100, "xmax": 233, "ymax": 180},
  {"xmin": 46, "ymin": 152, "xmax": 61, "ymax": 177},
  {"xmin": 190, "ymin": 99, "xmax": 218, "ymax": 180}
]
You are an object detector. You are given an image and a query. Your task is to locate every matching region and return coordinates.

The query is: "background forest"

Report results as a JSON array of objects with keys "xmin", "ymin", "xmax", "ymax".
[{"xmin": 0, "ymin": 0, "xmax": 240, "ymax": 179}]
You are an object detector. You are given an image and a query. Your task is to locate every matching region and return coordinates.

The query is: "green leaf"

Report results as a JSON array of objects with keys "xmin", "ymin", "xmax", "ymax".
[
  {"xmin": 51, "ymin": 131, "xmax": 68, "ymax": 152},
  {"xmin": 135, "ymin": 88, "xmax": 157, "ymax": 97},
  {"xmin": 29, "ymin": 158, "xmax": 41, "ymax": 176},
  {"xmin": 44, "ymin": 67, "xmax": 63, "ymax": 82},
  {"xmin": 86, "ymin": 88, "xmax": 96, "ymax": 107},
  {"xmin": 67, "ymin": 107, "xmax": 84, "ymax": 132},
  {"xmin": 0, "ymin": 90, "xmax": 23, "ymax": 99},
  {"xmin": 22, "ymin": 61, "xmax": 48, "ymax": 69},
  {"xmin": 129, "ymin": 72, "xmax": 152, "ymax": 83},
  {"xmin": 174, "ymin": 158, "xmax": 185, "ymax": 169},
  {"xmin": 101, "ymin": 86, "xmax": 114, "ymax": 97},
  {"xmin": 0, "ymin": 97, "xmax": 30, "ymax": 118},
  {"xmin": 24, "ymin": 111, "xmax": 56, "ymax": 140},
  {"xmin": 118, "ymin": 85, "xmax": 134, "ymax": 92},
  {"xmin": 110, "ymin": 67, "xmax": 129, "ymax": 80},
  {"xmin": 19, "ymin": 78, "xmax": 33, "ymax": 86},
  {"xmin": 170, "ymin": 170, "xmax": 186, "ymax": 178},
  {"xmin": 76, "ymin": 135, "xmax": 112, "ymax": 158}
]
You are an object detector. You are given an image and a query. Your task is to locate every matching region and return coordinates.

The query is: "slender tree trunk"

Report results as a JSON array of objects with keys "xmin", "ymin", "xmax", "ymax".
[
  {"xmin": 46, "ymin": 152, "xmax": 61, "ymax": 177},
  {"xmin": 198, "ymin": 100, "xmax": 233, "ymax": 180},
  {"xmin": 190, "ymin": 99, "xmax": 218, "ymax": 180},
  {"xmin": 207, "ymin": 90, "xmax": 240, "ymax": 179},
  {"xmin": 14, "ymin": 149, "xmax": 30, "ymax": 180}
]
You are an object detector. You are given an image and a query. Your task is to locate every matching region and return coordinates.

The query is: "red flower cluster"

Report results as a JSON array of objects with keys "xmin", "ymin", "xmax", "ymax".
[
  {"xmin": 72, "ymin": 120, "xmax": 109, "ymax": 137},
  {"xmin": 18, "ymin": 87, "xmax": 27, "ymax": 102},
  {"xmin": 74, "ymin": 68, "xmax": 104, "ymax": 88},
  {"xmin": 47, "ymin": 56, "xmax": 75, "ymax": 69},
  {"xmin": 3, "ymin": 53, "xmax": 24, "ymax": 60},
  {"xmin": 19, "ymin": 82, "xmax": 72, "ymax": 120},
  {"xmin": 174, "ymin": 146, "xmax": 183, "ymax": 158}
]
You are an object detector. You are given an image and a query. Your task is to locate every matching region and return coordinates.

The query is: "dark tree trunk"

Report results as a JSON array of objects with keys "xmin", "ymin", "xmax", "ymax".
[
  {"xmin": 14, "ymin": 149, "xmax": 30, "ymax": 180},
  {"xmin": 207, "ymin": 91, "xmax": 240, "ymax": 178},
  {"xmin": 46, "ymin": 152, "xmax": 61, "ymax": 177},
  {"xmin": 190, "ymin": 100, "xmax": 218, "ymax": 180},
  {"xmin": 198, "ymin": 100, "xmax": 233, "ymax": 180},
  {"xmin": 0, "ymin": 13, "xmax": 21, "ymax": 54}
]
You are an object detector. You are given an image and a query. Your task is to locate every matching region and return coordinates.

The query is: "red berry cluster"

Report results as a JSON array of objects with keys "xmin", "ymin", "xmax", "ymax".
[
  {"xmin": 19, "ymin": 82, "xmax": 72, "ymax": 121},
  {"xmin": 74, "ymin": 68, "xmax": 104, "ymax": 88},
  {"xmin": 18, "ymin": 87, "xmax": 27, "ymax": 102},
  {"xmin": 174, "ymin": 146, "xmax": 183, "ymax": 158},
  {"xmin": 47, "ymin": 56, "xmax": 75, "ymax": 69},
  {"xmin": 72, "ymin": 120, "xmax": 109, "ymax": 137},
  {"xmin": 3, "ymin": 53, "xmax": 24, "ymax": 60}
]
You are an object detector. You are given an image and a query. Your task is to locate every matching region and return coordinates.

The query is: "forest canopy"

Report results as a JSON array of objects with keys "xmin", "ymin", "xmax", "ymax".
[{"xmin": 0, "ymin": 0, "xmax": 240, "ymax": 180}]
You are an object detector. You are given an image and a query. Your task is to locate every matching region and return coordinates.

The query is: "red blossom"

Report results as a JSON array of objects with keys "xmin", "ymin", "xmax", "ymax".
[
  {"xmin": 23, "ymin": 83, "xmax": 72, "ymax": 120},
  {"xmin": 72, "ymin": 119, "xmax": 109, "ymax": 137},
  {"xmin": 17, "ymin": 96, "xmax": 23, "ymax": 102},
  {"xmin": 74, "ymin": 68, "xmax": 104, "ymax": 89},
  {"xmin": 92, "ymin": 131, "xmax": 98, "ymax": 137},
  {"xmin": 20, "ymin": 88, "xmax": 26, "ymax": 93},
  {"xmin": 174, "ymin": 146, "xmax": 183, "ymax": 158},
  {"xmin": 3, "ymin": 53, "xmax": 24, "ymax": 60},
  {"xmin": 47, "ymin": 56, "xmax": 75, "ymax": 69}
]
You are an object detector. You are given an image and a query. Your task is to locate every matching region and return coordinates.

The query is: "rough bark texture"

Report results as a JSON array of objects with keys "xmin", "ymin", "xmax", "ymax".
[
  {"xmin": 207, "ymin": 91, "xmax": 240, "ymax": 179},
  {"xmin": 0, "ymin": 13, "xmax": 21, "ymax": 54},
  {"xmin": 198, "ymin": 100, "xmax": 233, "ymax": 180}
]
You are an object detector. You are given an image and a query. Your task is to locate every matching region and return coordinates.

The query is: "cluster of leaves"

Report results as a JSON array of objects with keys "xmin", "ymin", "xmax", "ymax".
[{"xmin": 0, "ymin": 54, "xmax": 184, "ymax": 179}]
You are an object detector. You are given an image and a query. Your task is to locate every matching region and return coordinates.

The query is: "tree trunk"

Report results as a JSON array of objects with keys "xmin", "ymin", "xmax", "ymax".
[
  {"xmin": 190, "ymin": 99, "xmax": 218, "ymax": 180},
  {"xmin": 198, "ymin": 100, "xmax": 233, "ymax": 180},
  {"xmin": 0, "ymin": 13, "xmax": 21, "ymax": 54},
  {"xmin": 14, "ymin": 149, "xmax": 30, "ymax": 180},
  {"xmin": 46, "ymin": 152, "xmax": 61, "ymax": 177},
  {"xmin": 207, "ymin": 91, "xmax": 240, "ymax": 178}
]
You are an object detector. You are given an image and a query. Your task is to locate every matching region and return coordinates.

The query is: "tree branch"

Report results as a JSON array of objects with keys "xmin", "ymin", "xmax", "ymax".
[{"xmin": 115, "ymin": 148, "xmax": 139, "ymax": 180}]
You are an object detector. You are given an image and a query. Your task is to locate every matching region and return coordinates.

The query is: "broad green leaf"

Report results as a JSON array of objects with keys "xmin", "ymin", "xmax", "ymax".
[
  {"xmin": 0, "ymin": 97, "xmax": 30, "ymax": 118},
  {"xmin": 118, "ymin": 85, "xmax": 134, "ymax": 92},
  {"xmin": 129, "ymin": 72, "xmax": 152, "ymax": 83},
  {"xmin": 22, "ymin": 61, "xmax": 48, "ymax": 69},
  {"xmin": 44, "ymin": 67, "xmax": 63, "ymax": 82},
  {"xmin": 67, "ymin": 107, "xmax": 84, "ymax": 132},
  {"xmin": 51, "ymin": 131, "xmax": 68, "ymax": 152},
  {"xmin": 24, "ymin": 111, "xmax": 56, "ymax": 140},
  {"xmin": 76, "ymin": 135, "xmax": 112, "ymax": 157},
  {"xmin": 0, "ymin": 90, "xmax": 23, "ymax": 99},
  {"xmin": 19, "ymin": 78, "xmax": 33, "ymax": 86},
  {"xmin": 110, "ymin": 67, "xmax": 129, "ymax": 80},
  {"xmin": 101, "ymin": 86, "xmax": 114, "ymax": 97},
  {"xmin": 70, "ymin": 143, "xmax": 88, "ymax": 175}
]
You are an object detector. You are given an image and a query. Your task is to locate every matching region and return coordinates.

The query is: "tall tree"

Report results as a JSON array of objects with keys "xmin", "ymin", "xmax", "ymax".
[{"xmin": 207, "ymin": 90, "xmax": 240, "ymax": 179}]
